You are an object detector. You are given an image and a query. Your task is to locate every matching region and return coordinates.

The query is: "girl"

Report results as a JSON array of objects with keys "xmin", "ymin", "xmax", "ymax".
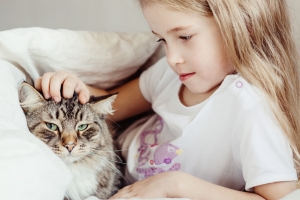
[{"xmin": 35, "ymin": 0, "xmax": 300, "ymax": 199}]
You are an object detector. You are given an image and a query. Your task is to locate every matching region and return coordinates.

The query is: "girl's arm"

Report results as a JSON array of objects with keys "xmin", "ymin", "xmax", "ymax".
[
  {"xmin": 35, "ymin": 71, "xmax": 151, "ymax": 122},
  {"xmin": 106, "ymin": 78, "xmax": 152, "ymax": 122},
  {"xmin": 87, "ymin": 78, "xmax": 152, "ymax": 122},
  {"xmin": 110, "ymin": 171, "xmax": 296, "ymax": 199}
]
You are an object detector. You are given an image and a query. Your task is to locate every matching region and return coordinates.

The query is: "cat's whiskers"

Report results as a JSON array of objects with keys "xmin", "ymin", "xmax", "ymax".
[
  {"xmin": 91, "ymin": 148, "xmax": 128, "ymax": 163},
  {"xmin": 95, "ymin": 155, "xmax": 128, "ymax": 184},
  {"xmin": 113, "ymin": 152, "xmax": 124, "ymax": 164},
  {"xmin": 87, "ymin": 152, "xmax": 128, "ymax": 183},
  {"xmin": 93, "ymin": 148, "xmax": 129, "ymax": 152},
  {"xmin": 88, "ymin": 151, "xmax": 125, "ymax": 165},
  {"xmin": 88, "ymin": 153, "xmax": 128, "ymax": 184},
  {"xmin": 85, "ymin": 153, "xmax": 121, "ymax": 172},
  {"xmin": 105, "ymin": 116, "xmax": 120, "ymax": 128},
  {"xmin": 102, "ymin": 157, "xmax": 126, "ymax": 165},
  {"xmin": 92, "ymin": 147, "xmax": 129, "ymax": 153},
  {"xmin": 105, "ymin": 159, "xmax": 127, "ymax": 183}
]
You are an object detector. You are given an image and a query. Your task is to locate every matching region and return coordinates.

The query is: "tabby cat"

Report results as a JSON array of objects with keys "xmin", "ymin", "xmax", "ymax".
[{"xmin": 18, "ymin": 82, "xmax": 120, "ymax": 200}]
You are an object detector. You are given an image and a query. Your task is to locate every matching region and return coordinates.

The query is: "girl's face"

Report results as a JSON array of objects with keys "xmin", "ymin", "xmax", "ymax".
[{"xmin": 143, "ymin": 5, "xmax": 233, "ymax": 95}]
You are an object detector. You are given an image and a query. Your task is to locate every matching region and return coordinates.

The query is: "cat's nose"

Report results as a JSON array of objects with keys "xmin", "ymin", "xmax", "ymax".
[{"xmin": 65, "ymin": 144, "xmax": 75, "ymax": 152}]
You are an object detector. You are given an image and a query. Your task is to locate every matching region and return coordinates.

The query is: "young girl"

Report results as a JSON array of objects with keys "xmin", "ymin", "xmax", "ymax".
[{"xmin": 35, "ymin": 0, "xmax": 300, "ymax": 199}]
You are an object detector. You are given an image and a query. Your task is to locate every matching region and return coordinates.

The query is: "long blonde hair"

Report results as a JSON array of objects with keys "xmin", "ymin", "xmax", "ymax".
[{"xmin": 138, "ymin": 0, "xmax": 300, "ymax": 179}]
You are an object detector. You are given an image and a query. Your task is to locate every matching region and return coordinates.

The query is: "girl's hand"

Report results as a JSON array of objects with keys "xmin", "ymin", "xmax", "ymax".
[
  {"xmin": 34, "ymin": 70, "xmax": 90, "ymax": 104},
  {"xmin": 110, "ymin": 171, "xmax": 180, "ymax": 199}
]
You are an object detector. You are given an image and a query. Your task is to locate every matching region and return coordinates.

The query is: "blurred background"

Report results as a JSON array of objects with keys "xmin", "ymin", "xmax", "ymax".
[
  {"xmin": 0, "ymin": 0, "xmax": 299, "ymax": 50},
  {"xmin": 0, "ymin": 0, "xmax": 149, "ymax": 32}
]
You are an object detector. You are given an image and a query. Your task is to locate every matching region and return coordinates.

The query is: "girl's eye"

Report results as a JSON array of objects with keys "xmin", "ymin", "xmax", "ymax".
[
  {"xmin": 156, "ymin": 38, "xmax": 166, "ymax": 43},
  {"xmin": 46, "ymin": 122, "xmax": 58, "ymax": 131},
  {"xmin": 179, "ymin": 35, "xmax": 193, "ymax": 41},
  {"xmin": 77, "ymin": 124, "xmax": 88, "ymax": 131}
]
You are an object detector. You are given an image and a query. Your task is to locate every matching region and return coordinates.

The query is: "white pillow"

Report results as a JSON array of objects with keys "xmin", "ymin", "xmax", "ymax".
[
  {"xmin": 0, "ymin": 60, "xmax": 72, "ymax": 200},
  {"xmin": 0, "ymin": 27, "xmax": 160, "ymax": 89}
]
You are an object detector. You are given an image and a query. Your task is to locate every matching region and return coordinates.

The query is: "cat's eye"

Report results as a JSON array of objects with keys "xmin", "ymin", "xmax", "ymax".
[
  {"xmin": 77, "ymin": 124, "xmax": 88, "ymax": 131},
  {"xmin": 46, "ymin": 122, "xmax": 58, "ymax": 131}
]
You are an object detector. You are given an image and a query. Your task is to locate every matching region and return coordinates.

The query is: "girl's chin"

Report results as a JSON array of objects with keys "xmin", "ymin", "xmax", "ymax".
[{"xmin": 184, "ymin": 84, "xmax": 220, "ymax": 96}]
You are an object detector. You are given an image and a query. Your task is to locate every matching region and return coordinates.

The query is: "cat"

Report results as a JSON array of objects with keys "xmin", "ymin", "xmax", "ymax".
[{"xmin": 18, "ymin": 82, "xmax": 121, "ymax": 200}]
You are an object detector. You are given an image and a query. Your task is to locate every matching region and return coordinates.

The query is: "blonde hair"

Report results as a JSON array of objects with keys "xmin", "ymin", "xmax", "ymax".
[{"xmin": 139, "ymin": 0, "xmax": 300, "ymax": 181}]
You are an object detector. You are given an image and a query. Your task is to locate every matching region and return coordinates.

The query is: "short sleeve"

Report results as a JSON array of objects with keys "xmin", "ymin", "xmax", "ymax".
[
  {"xmin": 233, "ymin": 101, "xmax": 297, "ymax": 191},
  {"xmin": 139, "ymin": 57, "xmax": 170, "ymax": 103}
]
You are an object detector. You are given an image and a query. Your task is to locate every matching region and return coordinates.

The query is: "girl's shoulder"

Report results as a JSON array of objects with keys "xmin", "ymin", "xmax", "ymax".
[{"xmin": 219, "ymin": 74, "xmax": 268, "ymax": 110}]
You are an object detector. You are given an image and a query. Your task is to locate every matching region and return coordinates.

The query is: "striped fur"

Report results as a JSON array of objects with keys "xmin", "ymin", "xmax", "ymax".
[{"xmin": 19, "ymin": 82, "xmax": 120, "ymax": 200}]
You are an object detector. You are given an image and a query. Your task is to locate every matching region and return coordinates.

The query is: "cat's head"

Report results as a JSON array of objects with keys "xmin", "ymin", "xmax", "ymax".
[{"xmin": 19, "ymin": 82, "xmax": 117, "ymax": 164}]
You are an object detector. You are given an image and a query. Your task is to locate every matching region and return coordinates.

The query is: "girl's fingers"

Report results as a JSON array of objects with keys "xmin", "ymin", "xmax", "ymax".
[
  {"xmin": 76, "ymin": 83, "xmax": 90, "ymax": 104},
  {"xmin": 34, "ymin": 77, "xmax": 42, "ymax": 91},
  {"xmin": 34, "ymin": 71, "xmax": 90, "ymax": 104},
  {"xmin": 49, "ymin": 71, "xmax": 68, "ymax": 102},
  {"xmin": 41, "ymin": 72, "xmax": 55, "ymax": 99},
  {"xmin": 62, "ymin": 75, "xmax": 78, "ymax": 99},
  {"xmin": 62, "ymin": 74, "xmax": 90, "ymax": 104}
]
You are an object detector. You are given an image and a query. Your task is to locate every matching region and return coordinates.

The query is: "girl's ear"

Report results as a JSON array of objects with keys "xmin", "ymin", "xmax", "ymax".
[
  {"xmin": 18, "ymin": 82, "xmax": 46, "ymax": 112},
  {"xmin": 90, "ymin": 94, "xmax": 117, "ymax": 116}
]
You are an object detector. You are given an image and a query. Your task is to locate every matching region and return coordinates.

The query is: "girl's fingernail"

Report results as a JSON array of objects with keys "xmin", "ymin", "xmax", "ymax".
[
  {"xmin": 53, "ymin": 97, "xmax": 60, "ymax": 102},
  {"xmin": 85, "ymin": 95, "xmax": 90, "ymax": 102},
  {"xmin": 80, "ymin": 96, "xmax": 87, "ymax": 104},
  {"xmin": 44, "ymin": 93, "xmax": 49, "ymax": 99}
]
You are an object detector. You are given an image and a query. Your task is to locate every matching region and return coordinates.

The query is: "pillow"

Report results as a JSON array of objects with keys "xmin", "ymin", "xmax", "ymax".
[
  {"xmin": 0, "ymin": 60, "xmax": 72, "ymax": 200},
  {"xmin": 0, "ymin": 27, "xmax": 160, "ymax": 89}
]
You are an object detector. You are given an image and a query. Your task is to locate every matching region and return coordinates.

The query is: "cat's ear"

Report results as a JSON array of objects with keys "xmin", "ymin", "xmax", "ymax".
[
  {"xmin": 90, "ymin": 94, "xmax": 117, "ymax": 115},
  {"xmin": 19, "ymin": 82, "xmax": 46, "ymax": 112}
]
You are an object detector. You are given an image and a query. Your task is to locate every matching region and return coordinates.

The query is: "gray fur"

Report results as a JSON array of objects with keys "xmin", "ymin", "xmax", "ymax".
[{"xmin": 19, "ymin": 82, "xmax": 120, "ymax": 200}]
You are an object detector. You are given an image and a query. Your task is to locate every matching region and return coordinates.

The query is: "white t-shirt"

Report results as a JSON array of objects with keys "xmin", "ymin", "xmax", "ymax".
[{"xmin": 118, "ymin": 57, "xmax": 297, "ymax": 191}]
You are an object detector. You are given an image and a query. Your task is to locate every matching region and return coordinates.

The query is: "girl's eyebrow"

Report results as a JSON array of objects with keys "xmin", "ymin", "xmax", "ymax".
[
  {"xmin": 167, "ymin": 25, "xmax": 193, "ymax": 33},
  {"xmin": 152, "ymin": 30, "xmax": 159, "ymax": 35},
  {"xmin": 152, "ymin": 25, "xmax": 193, "ymax": 35}
]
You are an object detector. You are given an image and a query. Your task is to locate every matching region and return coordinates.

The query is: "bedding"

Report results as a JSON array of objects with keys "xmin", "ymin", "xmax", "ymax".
[
  {"xmin": 0, "ymin": 27, "xmax": 161, "ymax": 89},
  {"xmin": 0, "ymin": 27, "xmax": 163, "ymax": 200},
  {"xmin": 0, "ymin": 60, "xmax": 72, "ymax": 200}
]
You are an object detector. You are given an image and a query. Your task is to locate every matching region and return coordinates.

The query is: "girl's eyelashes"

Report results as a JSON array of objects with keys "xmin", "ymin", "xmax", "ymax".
[
  {"xmin": 156, "ymin": 38, "xmax": 166, "ymax": 43},
  {"xmin": 179, "ymin": 35, "xmax": 193, "ymax": 41},
  {"xmin": 156, "ymin": 35, "xmax": 193, "ymax": 43}
]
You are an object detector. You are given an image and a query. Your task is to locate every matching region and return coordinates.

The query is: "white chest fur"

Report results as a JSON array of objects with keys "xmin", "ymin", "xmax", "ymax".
[{"xmin": 65, "ymin": 163, "xmax": 99, "ymax": 200}]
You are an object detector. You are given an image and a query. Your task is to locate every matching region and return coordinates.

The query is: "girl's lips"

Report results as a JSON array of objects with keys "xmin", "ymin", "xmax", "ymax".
[{"xmin": 179, "ymin": 72, "xmax": 195, "ymax": 81}]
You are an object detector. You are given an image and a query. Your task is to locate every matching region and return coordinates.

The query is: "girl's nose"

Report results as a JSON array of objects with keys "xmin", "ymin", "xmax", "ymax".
[{"xmin": 166, "ymin": 47, "xmax": 184, "ymax": 67}]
